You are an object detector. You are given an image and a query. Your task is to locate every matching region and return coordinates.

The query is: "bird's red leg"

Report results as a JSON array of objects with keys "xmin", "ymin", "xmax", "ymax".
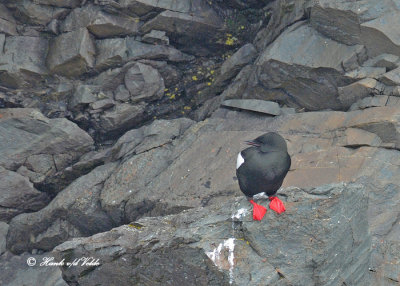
[
  {"xmin": 269, "ymin": 197, "xmax": 285, "ymax": 214},
  {"xmin": 249, "ymin": 199, "xmax": 267, "ymax": 221}
]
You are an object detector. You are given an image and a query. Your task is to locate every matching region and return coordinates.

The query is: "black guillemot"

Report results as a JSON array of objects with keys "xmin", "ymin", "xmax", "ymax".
[{"xmin": 236, "ymin": 132, "xmax": 291, "ymax": 220}]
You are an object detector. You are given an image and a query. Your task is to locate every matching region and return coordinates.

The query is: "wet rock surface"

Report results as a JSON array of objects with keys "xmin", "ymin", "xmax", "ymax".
[{"xmin": 1, "ymin": 0, "xmax": 400, "ymax": 285}]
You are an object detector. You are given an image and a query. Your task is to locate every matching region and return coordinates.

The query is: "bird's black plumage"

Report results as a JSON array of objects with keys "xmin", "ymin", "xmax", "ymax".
[{"xmin": 236, "ymin": 132, "xmax": 291, "ymax": 198}]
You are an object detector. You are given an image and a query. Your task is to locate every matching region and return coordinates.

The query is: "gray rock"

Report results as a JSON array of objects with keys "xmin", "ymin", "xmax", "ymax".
[
  {"xmin": 91, "ymin": 66, "xmax": 125, "ymax": 91},
  {"xmin": 0, "ymin": 33, "xmax": 4, "ymax": 50},
  {"xmin": 361, "ymin": 11, "xmax": 400, "ymax": 57},
  {"xmin": 140, "ymin": 60, "xmax": 182, "ymax": 86},
  {"xmin": 100, "ymin": 118, "xmax": 194, "ymax": 223},
  {"xmin": 220, "ymin": 64, "xmax": 253, "ymax": 101},
  {"xmin": 5, "ymin": 116, "xmax": 195, "ymax": 254},
  {"xmin": 339, "ymin": 128, "xmax": 382, "ymax": 147},
  {"xmin": 126, "ymin": 38, "xmax": 194, "ymax": 62},
  {"xmin": 253, "ymin": 21, "xmax": 367, "ymax": 110},
  {"xmin": 46, "ymin": 18, "xmax": 59, "ymax": 34},
  {"xmin": 349, "ymin": 95, "xmax": 389, "ymax": 110},
  {"xmin": 140, "ymin": 10, "xmax": 222, "ymax": 52},
  {"xmin": 0, "ymin": 252, "xmax": 68, "ymax": 286},
  {"xmin": 11, "ymin": 0, "xmax": 68, "ymax": 26},
  {"xmin": 363, "ymin": 53, "xmax": 399, "ymax": 71},
  {"xmin": 0, "ymin": 4, "xmax": 17, "ymax": 35},
  {"xmin": 46, "ymin": 28, "xmax": 95, "ymax": 77},
  {"xmin": 309, "ymin": 1, "xmax": 400, "ymax": 57},
  {"xmin": 114, "ymin": 84, "xmax": 130, "ymax": 102},
  {"xmin": 100, "ymin": 128, "xmax": 248, "ymax": 224},
  {"xmin": 25, "ymin": 154, "xmax": 55, "ymax": 174},
  {"xmin": 96, "ymin": 103, "xmax": 147, "ymax": 136},
  {"xmin": 310, "ymin": 4, "xmax": 362, "ymax": 46},
  {"xmin": 338, "ymin": 78, "xmax": 385, "ymax": 109},
  {"xmin": 69, "ymin": 84, "xmax": 99, "ymax": 109},
  {"xmin": 98, "ymin": 0, "xmax": 201, "ymax": 16},
  {"xmin": 257, "ymin": 22, "xmax": 365, "ymax": 72},
  {"xmin": 0, "ymin": 167, "xmax": 49, "ymax": 222},
  {"xmin": 124, "ymin": 62, "xmax": 165, "ymax": 103},
  {"xmin": 95, "ymin": 37, "xmax": 193, "ymax": 70},
  {"xmin": 0, "ymin": 36, "xmax": 49, "ymax": 88},
  {"xmin": 16, "ymin": 165, "xmax": 46, "ymax": 185},
  {"xmin": 387, "ymin": 95, "xmax": 400, "ymax": 106},
  {"xmin": 392, "ymin": 86, "xmax": 400, "ymax": 96},
  {"xmin": 345, "ymin": 66, "xmax": 387, "ymax": 79},
  {"xmin": 54, "ymin": 183, "xmax": 371, "ymax": 286},
  {"xmin": 33, "ymin": 0, "xmax": 82, "ymax": 8},
  {"xmin": 6, "ymin": 163, "xmax": 117, "ymax": 254},
  {"xmin": 90, "ymin": 98, "xmax": 115, "ymax": 110},
  {"xmin": 142, "ymin": 30, "xmax": 169, "ymax": 45},
  {"xmin": 370, "ymin": 239, "xmax": 400, "ymax": 286},
  {"xmin": 354, "ymin": 149, "xmax": 400, "ymax": 284},
  {"xmin": 379, "ymin": 67, "xmax": 400, "ymax": 86},
  {"xmin": 61, "ymin": 4, "xmax": 141, "ymax": 38},
  {"xmin": 221, "ymin": 99, "xmax": 281, "ymax": 116},
  {"xmin": 0, "ymin": 222, "xmax": 8, "ymax": 255},
  {"xmin": 204, "ymin": 108, "xmax": 399, "ymax": 283},
  {"xmin": 94, "ymin": 38, "xmax": 128, "ymax": 70},
  {"xmin": 245, "ymin": 184, "xmax": 370, "ymax": 286},
  {"xmin": 111, "ymin": 117, "xmax": 194, "ymax": 160},
  {"xmin": 121, "ymin": 0, "xmax": 192, "ymax": 14},
  {"xmin": 3, "ymin": 1, "xmax": 400, "ymax": 284},
  {"xmin": 254, "ymin": 0, "xmax": 307, "ymax": 51},
  {"xmin": 140, "ymin": 10, "xmax": 213, "ymax": 32},
  {"xmin": 216, "ymin": 43, "xmax": 257, "ymax": 85},
  {"xmin": 56, "ymin": 148, "xmax": 112, "ymax": 192},
  {"xmin": 0, "ymin": 108, "xmax": 94, "ymax": 171}
]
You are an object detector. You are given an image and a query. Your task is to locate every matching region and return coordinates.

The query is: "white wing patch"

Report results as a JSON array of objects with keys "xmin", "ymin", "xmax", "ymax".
[{"xmin": 236, "ymin": 152, "xmax": 244, "ymax": 169}]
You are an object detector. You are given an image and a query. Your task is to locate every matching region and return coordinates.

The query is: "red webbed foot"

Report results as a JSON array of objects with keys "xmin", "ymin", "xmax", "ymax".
[
  {"xmin": 269, "ymin": 197, "xmax": 286, "ymax": 214},
  {"xmin": 249, "ymin": 200, "xmax": 267, "ymax": 221}
]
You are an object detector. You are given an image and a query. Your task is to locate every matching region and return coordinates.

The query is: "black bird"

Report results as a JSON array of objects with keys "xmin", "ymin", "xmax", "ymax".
[{"xmin": 236, "ymin": 132, "xmax": 291, "ymax": 220}]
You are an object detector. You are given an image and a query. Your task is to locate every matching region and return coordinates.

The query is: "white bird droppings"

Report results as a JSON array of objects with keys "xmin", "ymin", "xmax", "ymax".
[
  {"xmin": 231, "ymin": 208, "xmax": 248, "ymax": 220},
  {"xmin": 206, "ymin": 238, "xmax": 236, "ymax": 284}
]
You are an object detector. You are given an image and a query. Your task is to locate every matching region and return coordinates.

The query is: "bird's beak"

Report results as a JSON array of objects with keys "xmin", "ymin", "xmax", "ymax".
[{"xmin": 245, "ymin": 140, "xmax": 261, "ymax": 147}]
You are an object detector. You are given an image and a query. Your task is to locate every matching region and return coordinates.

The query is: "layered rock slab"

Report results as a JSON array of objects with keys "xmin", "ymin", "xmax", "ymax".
[
  {"xmin": 251, "ymin": 22, "xmax": 365, "ymax": 110},
  {"xmin": 309, "ymin": 1, "xmax": 400, "ymax": 57},
  {"xmin": 6, "ymin": 118, "xmax": 193, "ymax": 254},
  {"xmin": 53, "ymin": 183, "xmax": 371, "ymax": 286},
  {"xmin": 61, "ymin": 4, "xmax": 141, "ymax": 38},
  {"xmin": 6, "ymin": 163, "xmax": 117, "ymax": 254},
  {"xmin": 33, "ymin": 0, "xmax": 82, "ymax": 8},
  {"xmin": 95, "ymin": 37, "xmax": 193, "ymax": 70},
  {"xmin": 0, "ymin": 108, "xmax": 94, "ymax": 170},
  {"xmin": 0, "ymin": 108, "xmax": 94, "ymax": 195},
  {"xmin": 0, "ymin": 167, "xmax": 49, "ymax": 222}
]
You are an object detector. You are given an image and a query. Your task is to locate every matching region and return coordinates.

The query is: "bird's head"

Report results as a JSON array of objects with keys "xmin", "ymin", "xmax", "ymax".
[{"xmin": 245, "ymin": 132, "xmax": 288, "ymax": 152}]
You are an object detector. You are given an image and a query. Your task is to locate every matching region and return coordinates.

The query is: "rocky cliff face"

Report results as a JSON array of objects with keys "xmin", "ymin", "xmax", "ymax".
[{"xmin": 0, "ymin": 0, "xmax": 399, "ymax": 285}]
